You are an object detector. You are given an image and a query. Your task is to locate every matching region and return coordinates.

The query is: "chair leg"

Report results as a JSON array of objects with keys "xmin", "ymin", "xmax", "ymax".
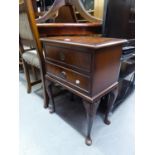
[
  {"xmin": 31, "ymin": 66, "xmax": 38, "ymax": 81},
  {"xmin": 104, "ymin": 87, "xmax": 119, "ymax": 125},
  {"xmin": 22, "ymin": 60, "xmax": 31, "ymax": 93},
  {"xmin": 42, "ymin": 78, "xmax": 49, "ymax": 109}
]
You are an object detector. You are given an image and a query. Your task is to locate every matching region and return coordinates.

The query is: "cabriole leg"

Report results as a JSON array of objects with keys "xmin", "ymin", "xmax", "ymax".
[
  {"xmin": 83, "ymin": 100, "xmax": 100, "ymax": 146},
  {"xmin": 104, "ymin": 87, "xmax": 119, "ymax": 125},
  {"xmin": 45, "ymin": 79, "xmax": 55, "ymax": 113}
]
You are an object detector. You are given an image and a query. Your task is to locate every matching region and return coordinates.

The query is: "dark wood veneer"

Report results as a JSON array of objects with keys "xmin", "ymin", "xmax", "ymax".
[
  {"xmin": 42, "ymin": 36, "xmax": 126, "ymax": 145},
  {"xmin": 92, "ymin": 45, "xmax": 122, "ymax": 96},
  {"xmin": 44, "ymin": 43, "xmax": 92, "ymax": 73},
  {"xmin": 46, "ymin": 61, "xmax": 91, "ymax": 94},
  {"xmin": 38, "ymin": 23, "xmax": 102, "ymax": 37}
]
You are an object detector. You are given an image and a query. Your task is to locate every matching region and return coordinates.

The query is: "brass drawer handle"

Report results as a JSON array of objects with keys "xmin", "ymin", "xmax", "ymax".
[
  {"xmin": 59, "ymin": 71, "xmax": 67, "ymax": 79},
  {"xmin": 59, "ymin": 52, "xmax": 65, "ymax": 61}
]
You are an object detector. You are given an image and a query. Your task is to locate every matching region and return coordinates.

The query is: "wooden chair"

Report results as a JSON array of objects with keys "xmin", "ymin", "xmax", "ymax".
[{"xmin": 19, "ymin": 2, "xmax": 49, "ymax": 108}]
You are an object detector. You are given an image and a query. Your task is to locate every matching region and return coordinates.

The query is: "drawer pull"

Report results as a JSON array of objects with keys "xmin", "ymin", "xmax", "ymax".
[
  {"xmin": 59, "ymin": 71, "xmax": 67, "ymax": 79},
  {"xmin": 59, "ymin": 52, "xmax": 65, "ymax": 61},
  {"xmin": 64, "ymin": 38, "xmax": 71, "ymax": 41},
  {"xmin": 75, "ymin": 80, "xmax": 80, "ymax": 85}
]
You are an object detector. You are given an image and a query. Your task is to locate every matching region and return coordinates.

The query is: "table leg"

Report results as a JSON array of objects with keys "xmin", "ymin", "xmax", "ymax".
[
  {"xmin": 45, "ymin": 79, "xmax": 55, "ymax": 113},
  {"xmin": 70, "ymin": 93, "xmax": 75, "ymax": 101},
  {"xmin": 83, "ymin": 100, "xmax": 100, "ymax": 146},
  {"xmin": 104, "ymin": 87, "xmax": 119, "ymax": 125}
]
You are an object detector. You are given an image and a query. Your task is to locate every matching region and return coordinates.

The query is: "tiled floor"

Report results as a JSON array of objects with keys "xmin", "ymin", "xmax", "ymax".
[{"xmin": 19, "ymin": 73, "xmax": 134, "ymax": 155}]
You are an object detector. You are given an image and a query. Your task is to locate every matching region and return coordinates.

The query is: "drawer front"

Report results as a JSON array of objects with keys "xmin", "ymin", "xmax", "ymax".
[
  {"xmin": 45, "ymin": 44, "xmax": 91, "ymax": 72},
  {"xmin": 46, "ymin": 62, "xmax": 90, "ymax": 93}
]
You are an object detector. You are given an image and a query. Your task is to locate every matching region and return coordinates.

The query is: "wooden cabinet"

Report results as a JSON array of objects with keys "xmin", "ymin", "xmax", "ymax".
[
  {"xmin": 41, "ymin": 36, "xmax": 126, "ymax": 145},
  {"xmin": 42, "ymin": 36, "xmax": 126, "ymax": 97}
]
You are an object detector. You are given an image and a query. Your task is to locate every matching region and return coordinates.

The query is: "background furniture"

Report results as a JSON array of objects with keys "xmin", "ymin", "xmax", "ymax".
[
  {"xmin": 33, "ymin": 0, "xmax": 78, "ymax": 23},
  {"xmin": 35, "ymin": 0, "xmax": 102, "ymax": 23},
  {"xmin": 34, "ymin": 0, "xmax": 104, "ymax": 22},
  {"xmin": 37, "ymin": 23, "xmax": 102, "ymax": 37},
  {"xmin": 19, "ymin": 3, "xmax": 40, "ymax": 94},
  {"xmin": 19, "ymin": 51, "xmax": 24, "ymax": 72},
  {"xmin": 20, "ymin": 1, "xmax": 49, "ymax": 107},
  {"xmin": 101, "ymin": 0, "xmax": 135, "ymax": 117},
  {"xmin": 103, "ymin": 0, "xmax": 135, "ymax": 39}
]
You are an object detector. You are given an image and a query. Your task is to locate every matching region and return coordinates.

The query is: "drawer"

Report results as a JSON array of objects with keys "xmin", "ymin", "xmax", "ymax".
[
  {"xmin": 46, "ymin": 62, "xmax": 90, "ymax": 93},
  {"xmin": 44, "ymin": 44, "xmax": 91, "ymax": 72}
]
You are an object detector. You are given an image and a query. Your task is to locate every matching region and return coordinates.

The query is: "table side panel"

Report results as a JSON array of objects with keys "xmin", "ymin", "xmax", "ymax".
[{"xmin": 92, "ymin": 45, "xmax": 122, "ymax": 96}]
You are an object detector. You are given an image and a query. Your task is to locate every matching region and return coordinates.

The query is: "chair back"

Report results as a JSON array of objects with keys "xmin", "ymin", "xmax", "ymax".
[
  {"xmin": 19, "ymin": 3, "xmax": 35, "ymax": 48},
  {"xmin": 19, "ymin": 0, "xmax": 49, "ymax": 105},
  {"xmin": 20, "ymin": 0, "xmax": 45, "ymax": 76}
]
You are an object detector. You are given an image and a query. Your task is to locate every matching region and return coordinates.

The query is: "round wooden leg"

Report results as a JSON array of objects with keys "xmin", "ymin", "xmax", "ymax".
[
  {"xmin": 27, "ymin": 88, "xmax": 31, "ymax": 94},
  {"xmin": 104, "ymin": 118, "xmax": 111, "ymax": 125},
  {"xmin": 43, "ymin": 93, "xmax": 49, "ymax": 109},
  {"xmin": 43, "ymin": 104, "xmax": 48, "ymax": 109},
  {"xmin": 104, "ymin": 87, "xmax": 118, "ymax": 125},
  {"xmin": 85, "ymin": 137, "xmax": 92, "ymax": 146},
  {"xmin": 49, "ymin": 104, "xmax": 55, "ymax": 113},
  {"xmin": 83, "ymin": 100, "xmax": 100, "ymax": 146},
  {"xmin": 70, "ymin": 93, "xmax": 75, "ymax": 101},
  {"xmin": 45, "ymin": 79, "xmax": 55, "ymax": 111}
]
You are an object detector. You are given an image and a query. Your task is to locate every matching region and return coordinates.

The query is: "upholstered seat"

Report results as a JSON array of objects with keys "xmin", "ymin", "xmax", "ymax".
[{"xmin": 22, "ymin": 50, "xmax": 40, "ymax": 68}]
